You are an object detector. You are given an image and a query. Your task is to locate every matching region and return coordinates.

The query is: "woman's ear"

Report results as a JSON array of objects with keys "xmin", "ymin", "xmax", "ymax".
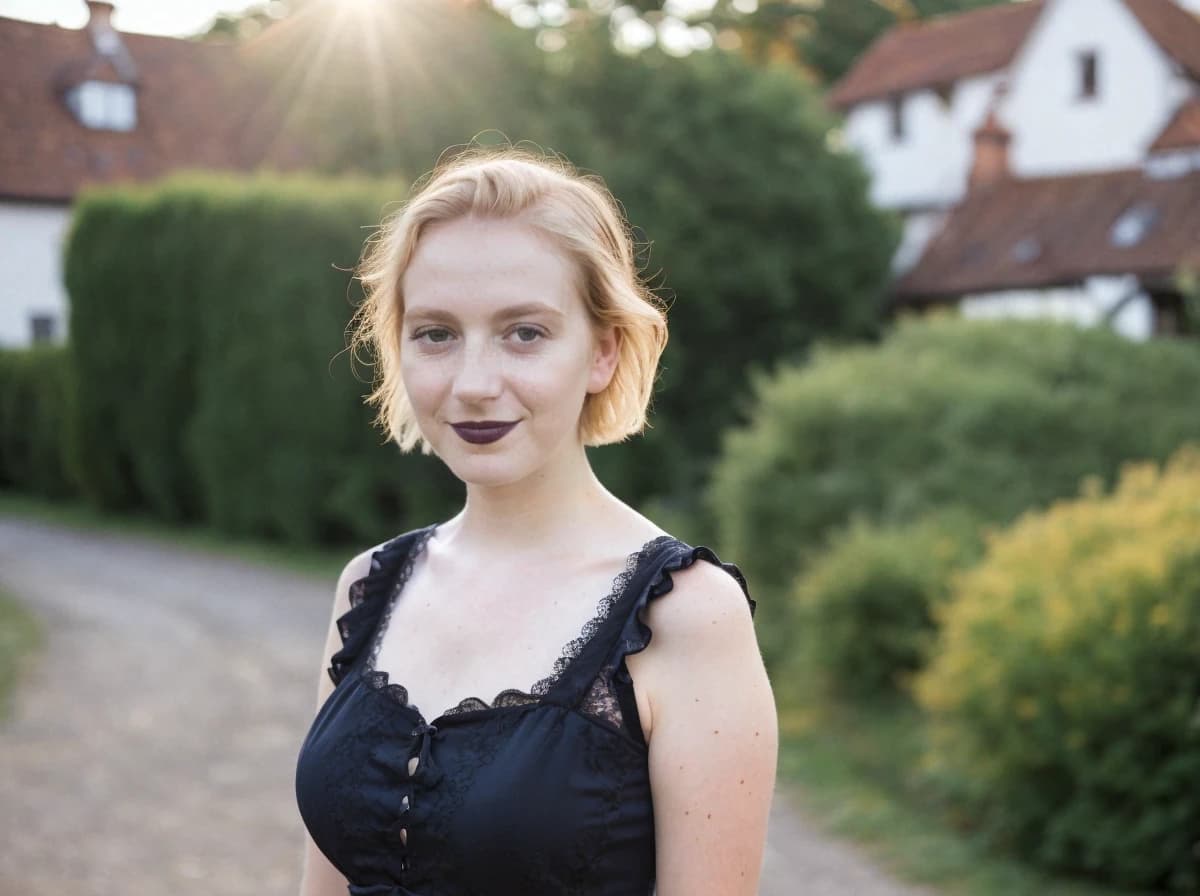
[{"xmin": 587, "ymin": 324, "xmax": 621, "ymax": 395}]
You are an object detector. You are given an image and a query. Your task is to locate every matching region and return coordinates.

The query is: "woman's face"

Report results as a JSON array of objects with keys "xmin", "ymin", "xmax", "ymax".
[{"xmin": 399, "ymin": 214, "xmax": 618, "ymax": 487}]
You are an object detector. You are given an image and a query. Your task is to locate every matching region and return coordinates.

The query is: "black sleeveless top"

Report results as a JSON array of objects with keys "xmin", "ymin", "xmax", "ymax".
[{"xmin": 295, "ymin": 523, "xmax": 756, "ymax": 896}]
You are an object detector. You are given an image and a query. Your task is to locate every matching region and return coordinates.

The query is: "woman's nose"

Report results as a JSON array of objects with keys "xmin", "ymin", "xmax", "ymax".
[{"xmin": 451, "ymin": 337, "xmax": 503, "ymax": 401}]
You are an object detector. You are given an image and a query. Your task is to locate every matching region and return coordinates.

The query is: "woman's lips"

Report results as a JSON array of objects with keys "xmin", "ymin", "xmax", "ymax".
[{"xmin": 451, "ymin": 421, "xmax": 518, "ymax": 444}]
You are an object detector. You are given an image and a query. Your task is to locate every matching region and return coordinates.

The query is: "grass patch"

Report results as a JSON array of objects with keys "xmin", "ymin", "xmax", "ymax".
[
  {"xmin": 776, "ymin": 699, "xmax": 1154, "ymax": 896},
  {"xmin": 0, "ymin": 491, "xmax": 354, "ymax": 581},
  {"xmin": 0, "ymin": 588, "xmax": 43, "ymax": 722}
]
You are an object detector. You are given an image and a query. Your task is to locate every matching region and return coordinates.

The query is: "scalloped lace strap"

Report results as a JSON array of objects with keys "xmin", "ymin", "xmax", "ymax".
[
  {"xmin": 574, "ymin": 540, "xmax": 756, "ymax": 745},
  {"xmin": 327, "ymin": 526, "xmax": 435, "ymax": 687},
  {"xmin": 536, "ymin": 535, "xmax": 683, "ymax": 709}
]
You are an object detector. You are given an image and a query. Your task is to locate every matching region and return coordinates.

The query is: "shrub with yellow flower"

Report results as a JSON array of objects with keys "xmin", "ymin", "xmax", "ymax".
[{"xmin": 915, "ymin": 445, "xmax": 1200, "ymax": 891}]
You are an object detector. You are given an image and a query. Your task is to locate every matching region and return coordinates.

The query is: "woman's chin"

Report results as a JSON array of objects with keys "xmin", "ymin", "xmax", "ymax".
[{"xmin": 444, "ymin": 454, "xmax": 533, "ymax": 489}]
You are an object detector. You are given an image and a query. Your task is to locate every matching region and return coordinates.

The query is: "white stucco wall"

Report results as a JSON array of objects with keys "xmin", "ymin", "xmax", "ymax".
[
  {"xmin": 0, "ymin": 201, "xmax": 72, "ymax": 348},
  {"xmin": 959, "ymin": 275, "xmax": 1154, "ymax": 341},
  {"xmin": 1004, "ymin": 0, "xmax": 1179, "ymax": 176},
  {"xmin": 892, "ymin": 209, "xmax": 948, "ymax": 275},
  {"xmin": 843, "ymin": 73, "xmax": 1003, "ymax": 210}
]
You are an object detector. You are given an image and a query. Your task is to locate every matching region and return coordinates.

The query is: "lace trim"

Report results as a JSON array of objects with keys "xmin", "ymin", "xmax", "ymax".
[
  {"xmin": 575, "ymin": 541, "xmax": 757, "ymax": 748},
  {"xmin": 360, "ymin": 529, "xmax": 676, "ymax": 721}
]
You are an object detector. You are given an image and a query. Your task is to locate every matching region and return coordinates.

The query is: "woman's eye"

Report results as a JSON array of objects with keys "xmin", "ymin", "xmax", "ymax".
[
  {"xmin": 412, "ymin": 328, "xmax": 451, "ymax": 344},
  {"xmin": 512, "ymin": 325, "xmax": 545, "ymax": 344}
]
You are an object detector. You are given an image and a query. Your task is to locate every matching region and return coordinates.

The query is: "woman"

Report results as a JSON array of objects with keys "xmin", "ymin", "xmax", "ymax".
[{"xmin": 295, "ymin": 147, "xmax": 778, "ymax": 896}]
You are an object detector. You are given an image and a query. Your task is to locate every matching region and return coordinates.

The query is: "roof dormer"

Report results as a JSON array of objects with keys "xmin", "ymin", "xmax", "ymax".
[{"xmin": 65, "ymin": 79, "xmax": 137, "ymax": 131}]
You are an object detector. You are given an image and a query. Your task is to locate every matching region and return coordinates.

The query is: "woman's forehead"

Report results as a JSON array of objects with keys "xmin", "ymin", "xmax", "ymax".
[{"xmin": 403, "ymin": 217, "xmax": 580, "ymax": 317}]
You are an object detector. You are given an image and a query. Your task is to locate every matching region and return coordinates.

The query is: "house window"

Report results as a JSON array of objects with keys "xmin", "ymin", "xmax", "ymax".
[
  {"xmin": 889, "ymin": 94, "xmax": 905, "ymax": 142},
  {"xmin": 1110, "ymin": 202, "xmax": 1160, "ymax": 248},
  {"xmin": 67, "ymin": 80, "xmax": 137, "ymax": 132},
  {"xmin": 1078, "ymin": 51, "xmax": 1099, "ymax": 100},
  {"xmin": 30, "ymin": 313, "xmax": 56, "ymax": 345}
]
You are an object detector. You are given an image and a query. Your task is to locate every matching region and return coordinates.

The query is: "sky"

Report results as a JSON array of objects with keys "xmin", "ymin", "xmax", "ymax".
[
  {"xmin": 0, "ymin": 0, "xmax": 723, "ymax": 53},
  {"xmin": 0, "ymin": 0, "xmax": 269, "ymax": 36}
]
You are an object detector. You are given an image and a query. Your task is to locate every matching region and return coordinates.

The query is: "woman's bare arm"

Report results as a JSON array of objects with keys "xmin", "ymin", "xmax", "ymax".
[
  {"xmin": 298, "ymin": 547, "xmax": 378, "ymax": 896},
  {"xmin": 641, "ymin": 560, "xmax": 779, "ymax": 896}
]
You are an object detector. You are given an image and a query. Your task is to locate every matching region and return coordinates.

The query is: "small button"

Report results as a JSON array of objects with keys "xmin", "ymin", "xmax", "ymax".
[
  {"xmin": 408, "ymin": 756, "xmax": 420, "ymax": 776},
  {"xmin": 400, "ymin": 855, "xmax": 410, "ymax": 871},
  {"xmin": 399, "ymin": 827, "xmax": 408, "ymax": 845},
  {"xmin": 401, "ymin": 794, "xmax": 410, "ymax": 812}
]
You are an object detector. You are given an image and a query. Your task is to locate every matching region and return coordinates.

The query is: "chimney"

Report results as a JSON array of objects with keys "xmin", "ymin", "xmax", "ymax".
[
  {"xmin": 85, "ymin": 1, "xmax": 116, "ymax": 32},
  {"xmin": 970, "ymin": 107, "xmax": 1012, "ymax": 190},
  {"xmin": 83, "ymin": 1, "xmax": 138, "ymax": 80}
]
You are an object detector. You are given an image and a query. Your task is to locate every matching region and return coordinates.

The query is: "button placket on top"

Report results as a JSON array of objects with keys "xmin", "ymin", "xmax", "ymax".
[{"xmin": 391, "ymin": 718, "xmax": 442, "ymax": 872}]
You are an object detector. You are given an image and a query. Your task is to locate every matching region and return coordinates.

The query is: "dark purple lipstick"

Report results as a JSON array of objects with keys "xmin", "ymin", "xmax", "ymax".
[{"xmin": 451, "ymin": 420, "xmax": 518, "ymax": 444}]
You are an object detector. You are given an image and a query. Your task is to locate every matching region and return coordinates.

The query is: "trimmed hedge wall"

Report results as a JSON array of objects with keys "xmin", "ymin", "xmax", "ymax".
[
  {"xmin": 0, "ymin": 345, "xmax": 73, "ymax": 498},
  {"xmin": 63, "ymin": 173, "xmax": 466, "ymax": 543},
  {"xmin": 709, "ymin": 313, "xmax": 1200, "ymax": 665}
]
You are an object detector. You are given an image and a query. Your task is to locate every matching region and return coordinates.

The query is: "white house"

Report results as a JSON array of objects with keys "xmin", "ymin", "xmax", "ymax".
[
  {"xmin": 0, "ymin": 1, "xmax": 306, "ymax": 349},
  {"xmin": 830, "ymin": 0, "xmax": 1200, "ymax": 339}
]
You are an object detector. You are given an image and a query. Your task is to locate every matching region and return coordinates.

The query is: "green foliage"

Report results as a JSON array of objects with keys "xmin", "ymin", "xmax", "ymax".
[
  {"xmin": 541, "ymin": 28, "xmax": 899, "ymax": 505},
  {"xmin": 792, "ymin": 507, "xmax": 984, "ymax": 703},
  {"xmin": 64, "ymin": 187, "xmax": 207, "ymax": 516},
  {"xmin": 709, "ymin": 313, "xmax": 1200, "ymax": 666},
  {"xmin": 0, "ymin": 346, "xmax": 73, "ymax": 499},
  {"xmin": 915, "ymin": 447, "xmax": 1200, "ymax": 891},
  {"xmin": 63, "ymin": 172, "xmax": 465, "ymax": 544}
]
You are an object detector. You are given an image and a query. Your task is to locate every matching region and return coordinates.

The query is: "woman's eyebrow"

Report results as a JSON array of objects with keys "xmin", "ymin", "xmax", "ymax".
[{"xmin": 405, "ymin": 302, "xmax": 566, "ymax": 322}]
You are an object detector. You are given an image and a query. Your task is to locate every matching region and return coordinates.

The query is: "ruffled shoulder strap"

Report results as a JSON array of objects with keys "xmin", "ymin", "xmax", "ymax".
[
  {"xmin": 327, "ymin": 524, "xmax": 437, "ymax": 687},
  {"xmin": 611, "ymin": 539, "xmax": 756, "ymax": 678},
  {"xmin": 563, "ymin": 538, "xmax": 756, "ymax": 744}
]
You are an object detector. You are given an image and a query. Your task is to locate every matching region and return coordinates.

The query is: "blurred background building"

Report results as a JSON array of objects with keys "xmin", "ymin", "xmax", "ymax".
[
  {"xmin": 831, "ymin": 0, "xmax": 1200, "ymax": 340},
  {"xmin": 0, "ymin": 0, "xmax": 306, "ymax": 348}
]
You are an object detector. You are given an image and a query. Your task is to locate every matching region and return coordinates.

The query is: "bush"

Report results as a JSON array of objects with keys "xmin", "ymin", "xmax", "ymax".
[
  {"xmin": 0, "ymin": 346, "xmax": 73, "ymax": 498},
  {"xmin": 792, "ymin": 507, "xmax": 984, "ymax": 703},
  {"xmin": 708, "ymin": 313, "xmax": 1200, "ymax": 666},
  {"xmin": 915, "ymin": 446, "xmax": 1200, "ymax": 890}
]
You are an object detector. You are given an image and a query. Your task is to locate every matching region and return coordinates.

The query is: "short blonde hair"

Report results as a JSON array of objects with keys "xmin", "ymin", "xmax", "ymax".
[{"xmin": 350, "ymin": 146, "xmax": 670, "ymax": 455}]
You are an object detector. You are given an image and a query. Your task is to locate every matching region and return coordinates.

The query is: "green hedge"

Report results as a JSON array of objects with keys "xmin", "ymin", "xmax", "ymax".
[
  {"xmin": 791, "ymin": 506, "xmax": 984, "ymax": 704},
  {"xmin": 916, "ymin": 446, "xmax": 1200, "ymax": 890},
  {"xmin": 0, "ymin": 345, "xmax": 73, "ymax": 498},
  {"xmin": 708, "ymin": 313, "xmax": 1200, "ymax": 665},
  {"xmin": 62, "ymin": 173, "xmax": 469, "ymax": 543}
]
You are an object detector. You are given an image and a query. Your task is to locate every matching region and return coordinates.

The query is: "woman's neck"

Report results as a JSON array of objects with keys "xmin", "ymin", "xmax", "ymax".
[{"xmin": 438, "ymin": 444, "xmax": 622, "ymax": 558}]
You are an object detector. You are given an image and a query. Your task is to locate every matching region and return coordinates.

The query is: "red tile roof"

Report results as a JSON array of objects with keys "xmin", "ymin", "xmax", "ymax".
[
  {"xmin": 829, "ymin": 0, "xmax": 1200, "ymax": 110},
  {"xmin": 828, "ymin": 2, "xmax": 1045, "ymax": 108},
  {"xmin": 0, "ymin": 16, "xmax": 309, "ymax": 202},
  {"xmin": 894, "ymin": 168, "xmax": 1200, "ymax": 299},
  {"xmin": 1151, "ymin": 97, "xmax": 1200, "ymax": 151}
]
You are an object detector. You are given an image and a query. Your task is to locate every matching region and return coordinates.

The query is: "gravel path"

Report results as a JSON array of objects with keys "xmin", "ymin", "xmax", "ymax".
[{"xmin": 0, "ymin": 514, "xmax": 933, "ymax": 896}]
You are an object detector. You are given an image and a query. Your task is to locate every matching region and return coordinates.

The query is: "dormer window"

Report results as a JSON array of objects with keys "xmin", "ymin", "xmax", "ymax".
[
  {"xmin": 66, "ymin": 80, "xmax": 136, "ymax": 132},
  {"xmin": 1077, "ymin": 50, "xmax": 1099, "ymax": 101},
  {"xmin": 1110, "ymin": 202, "xmax": 1159, "ymax": 248}
]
